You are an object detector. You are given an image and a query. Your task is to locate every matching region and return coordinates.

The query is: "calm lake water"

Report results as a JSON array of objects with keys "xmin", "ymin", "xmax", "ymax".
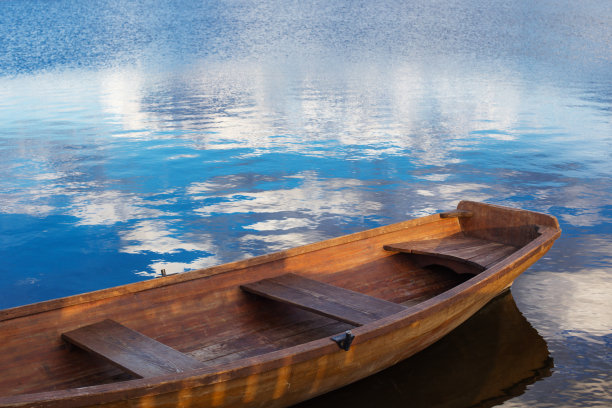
[{"xmin": 1, "ymin": 0, "xmax": 610, "ymax": 406}]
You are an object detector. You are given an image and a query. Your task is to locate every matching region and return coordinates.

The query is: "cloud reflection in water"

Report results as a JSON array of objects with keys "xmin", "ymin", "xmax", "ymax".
[{"xmin": 1, "ymin": 2, "xmax": 611, "ymax": 405}]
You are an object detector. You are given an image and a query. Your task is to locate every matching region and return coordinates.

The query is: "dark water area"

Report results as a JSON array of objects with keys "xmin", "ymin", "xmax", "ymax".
[
  {"xmin": 295, "ymin": 291, "xmax": 553, "ymax": 408},
  {"xmin": 0, "ymin": 0, "xmax": 610, "ymax": 406}
]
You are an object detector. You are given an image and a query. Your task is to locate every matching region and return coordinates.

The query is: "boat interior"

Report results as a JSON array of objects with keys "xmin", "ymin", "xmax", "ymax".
[{"xmin": 1, "ymin": 204, "xmax": 554, "ymax": 398}]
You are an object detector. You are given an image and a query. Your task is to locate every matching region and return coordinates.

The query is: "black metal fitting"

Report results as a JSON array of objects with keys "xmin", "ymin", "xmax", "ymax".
[{"xmin": 331, "ymin": 330, "xmax": 355, "ymax": 351}]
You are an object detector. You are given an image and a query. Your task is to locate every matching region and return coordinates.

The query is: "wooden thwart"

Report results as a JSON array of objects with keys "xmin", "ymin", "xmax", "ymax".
[
  {"xmin": 384, "ymin": 233, "xmax": 518, "ymax": 270},
  {"xmin": 62, "ymin": 319, "xmax": 204, "ymax": 378},
  {"xmin": 240, "ymin": 273, "xmax": 407, "ymax": 326}
]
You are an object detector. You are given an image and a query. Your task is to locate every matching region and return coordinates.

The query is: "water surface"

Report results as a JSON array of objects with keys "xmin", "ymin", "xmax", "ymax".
[{"xmin": 0, "ymin": 0, "xmax": 610, "ymax": 406}]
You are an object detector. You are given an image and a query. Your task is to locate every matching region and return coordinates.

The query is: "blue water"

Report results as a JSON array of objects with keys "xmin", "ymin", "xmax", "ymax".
[{"xmin": 1, "ymin": 0, "xmax": 610, "ymax": 406}]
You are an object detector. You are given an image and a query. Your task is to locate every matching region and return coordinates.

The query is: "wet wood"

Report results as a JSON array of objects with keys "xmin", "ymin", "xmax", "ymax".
[
  {"xmin": 62, "ymin": 319, "xmax": 204, "ymax": 378},
  {"xmin": 241, "ymin": 273, "xmax": 406, "ymax": 326},
  {"xmin": 0, "ymin": 201, "xmax": 561, "ymax": 408}
]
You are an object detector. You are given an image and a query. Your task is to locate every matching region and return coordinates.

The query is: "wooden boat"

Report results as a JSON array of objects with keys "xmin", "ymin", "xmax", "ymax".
[{"xmin": 0, "ymin": 201, "xmax": 560, "ymax": 408}]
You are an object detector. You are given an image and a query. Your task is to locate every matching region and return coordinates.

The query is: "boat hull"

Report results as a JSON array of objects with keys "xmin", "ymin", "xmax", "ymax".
[{"xmin": 0, "ymin": 201, "xmax": 560, "ymax": 407}]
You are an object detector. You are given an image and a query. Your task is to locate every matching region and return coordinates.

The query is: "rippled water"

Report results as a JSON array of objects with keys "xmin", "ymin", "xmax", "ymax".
[{"xmin": 1, "ymin": 0, "xmax": 611, "ymax": 406}]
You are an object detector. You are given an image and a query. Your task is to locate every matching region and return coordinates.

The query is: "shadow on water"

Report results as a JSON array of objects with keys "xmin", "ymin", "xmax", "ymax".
[{"xmin": 294, "ymin": 290, "xmax": 552, "ymax": 408}]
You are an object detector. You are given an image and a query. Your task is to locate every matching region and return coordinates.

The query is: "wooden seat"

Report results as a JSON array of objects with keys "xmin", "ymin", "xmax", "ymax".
[
  {"xmin": 62, "ymin": 319, "xmax": 204, "ymax": 378},
  {"xmin": 240, "ymin": 273, "xmax": 406, "ymax": 326},
  {"xmin": 383, "ymin": 233, "xmax": 518, "ymax": 271}
]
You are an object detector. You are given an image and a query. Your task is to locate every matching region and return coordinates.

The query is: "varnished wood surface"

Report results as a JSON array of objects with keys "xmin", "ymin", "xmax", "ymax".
[
  {"xmin": 62, "ymin": 319, "xmax": 204, "ymax": 378},
  {"xmin": 240, "ymin": 273, "xmax": 407, "ymax": 326},
  {"xmin": 0, "ymin": 201, "xmax": 561, "ymax": 408}
]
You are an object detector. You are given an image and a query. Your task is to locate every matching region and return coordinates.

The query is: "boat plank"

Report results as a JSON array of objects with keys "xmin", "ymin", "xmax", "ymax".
[
  {"xmin": 471, "ymin": 244, "xmax": 519, "ymax": 267},
  {"xmin": 241, "ymin": 273, "xmax": 406, "ymax": 326},
  {"xmin": 384, "ymin": 235, "xmax": 518, "ymax": 269},
  {"xmin": 445, "ymin": 241, "xmax": 507, "ymax": 259},
  {"xmin": 62, "ymin": 319, "xmax": 204, "ymax": 378}
]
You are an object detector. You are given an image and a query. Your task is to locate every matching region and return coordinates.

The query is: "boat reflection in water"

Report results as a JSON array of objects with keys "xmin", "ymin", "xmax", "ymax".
[{"xmin": 295, "ymin": 291, "xmax": 552, "ymax": 408}]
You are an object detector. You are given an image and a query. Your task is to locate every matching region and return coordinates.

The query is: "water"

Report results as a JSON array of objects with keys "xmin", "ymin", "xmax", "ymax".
[{"xmin": 0, "ymin": 0, "xmax": 610, "ymax": 406}]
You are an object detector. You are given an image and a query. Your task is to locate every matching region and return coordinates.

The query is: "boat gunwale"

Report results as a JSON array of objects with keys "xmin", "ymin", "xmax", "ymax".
[
  {"xmin": 0, "ymin": 213, "xmax": 443, "ymax": 323},
  {"xmin": 0, "ymin": 209, "xmax": 561, "ymax": 407}
]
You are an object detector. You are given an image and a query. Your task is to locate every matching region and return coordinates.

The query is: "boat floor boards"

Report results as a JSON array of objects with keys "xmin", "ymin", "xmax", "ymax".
[
  {"xmin": 43, "ymin": 256, "xmax": 473, "ymax": 391},
  {"xmin": 60, "ymin": 261, "xmax": 469, "ymax": 382},
  {"xmin": 185, "ymin": 261, "xmax": 469, "ymax": 366}
]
